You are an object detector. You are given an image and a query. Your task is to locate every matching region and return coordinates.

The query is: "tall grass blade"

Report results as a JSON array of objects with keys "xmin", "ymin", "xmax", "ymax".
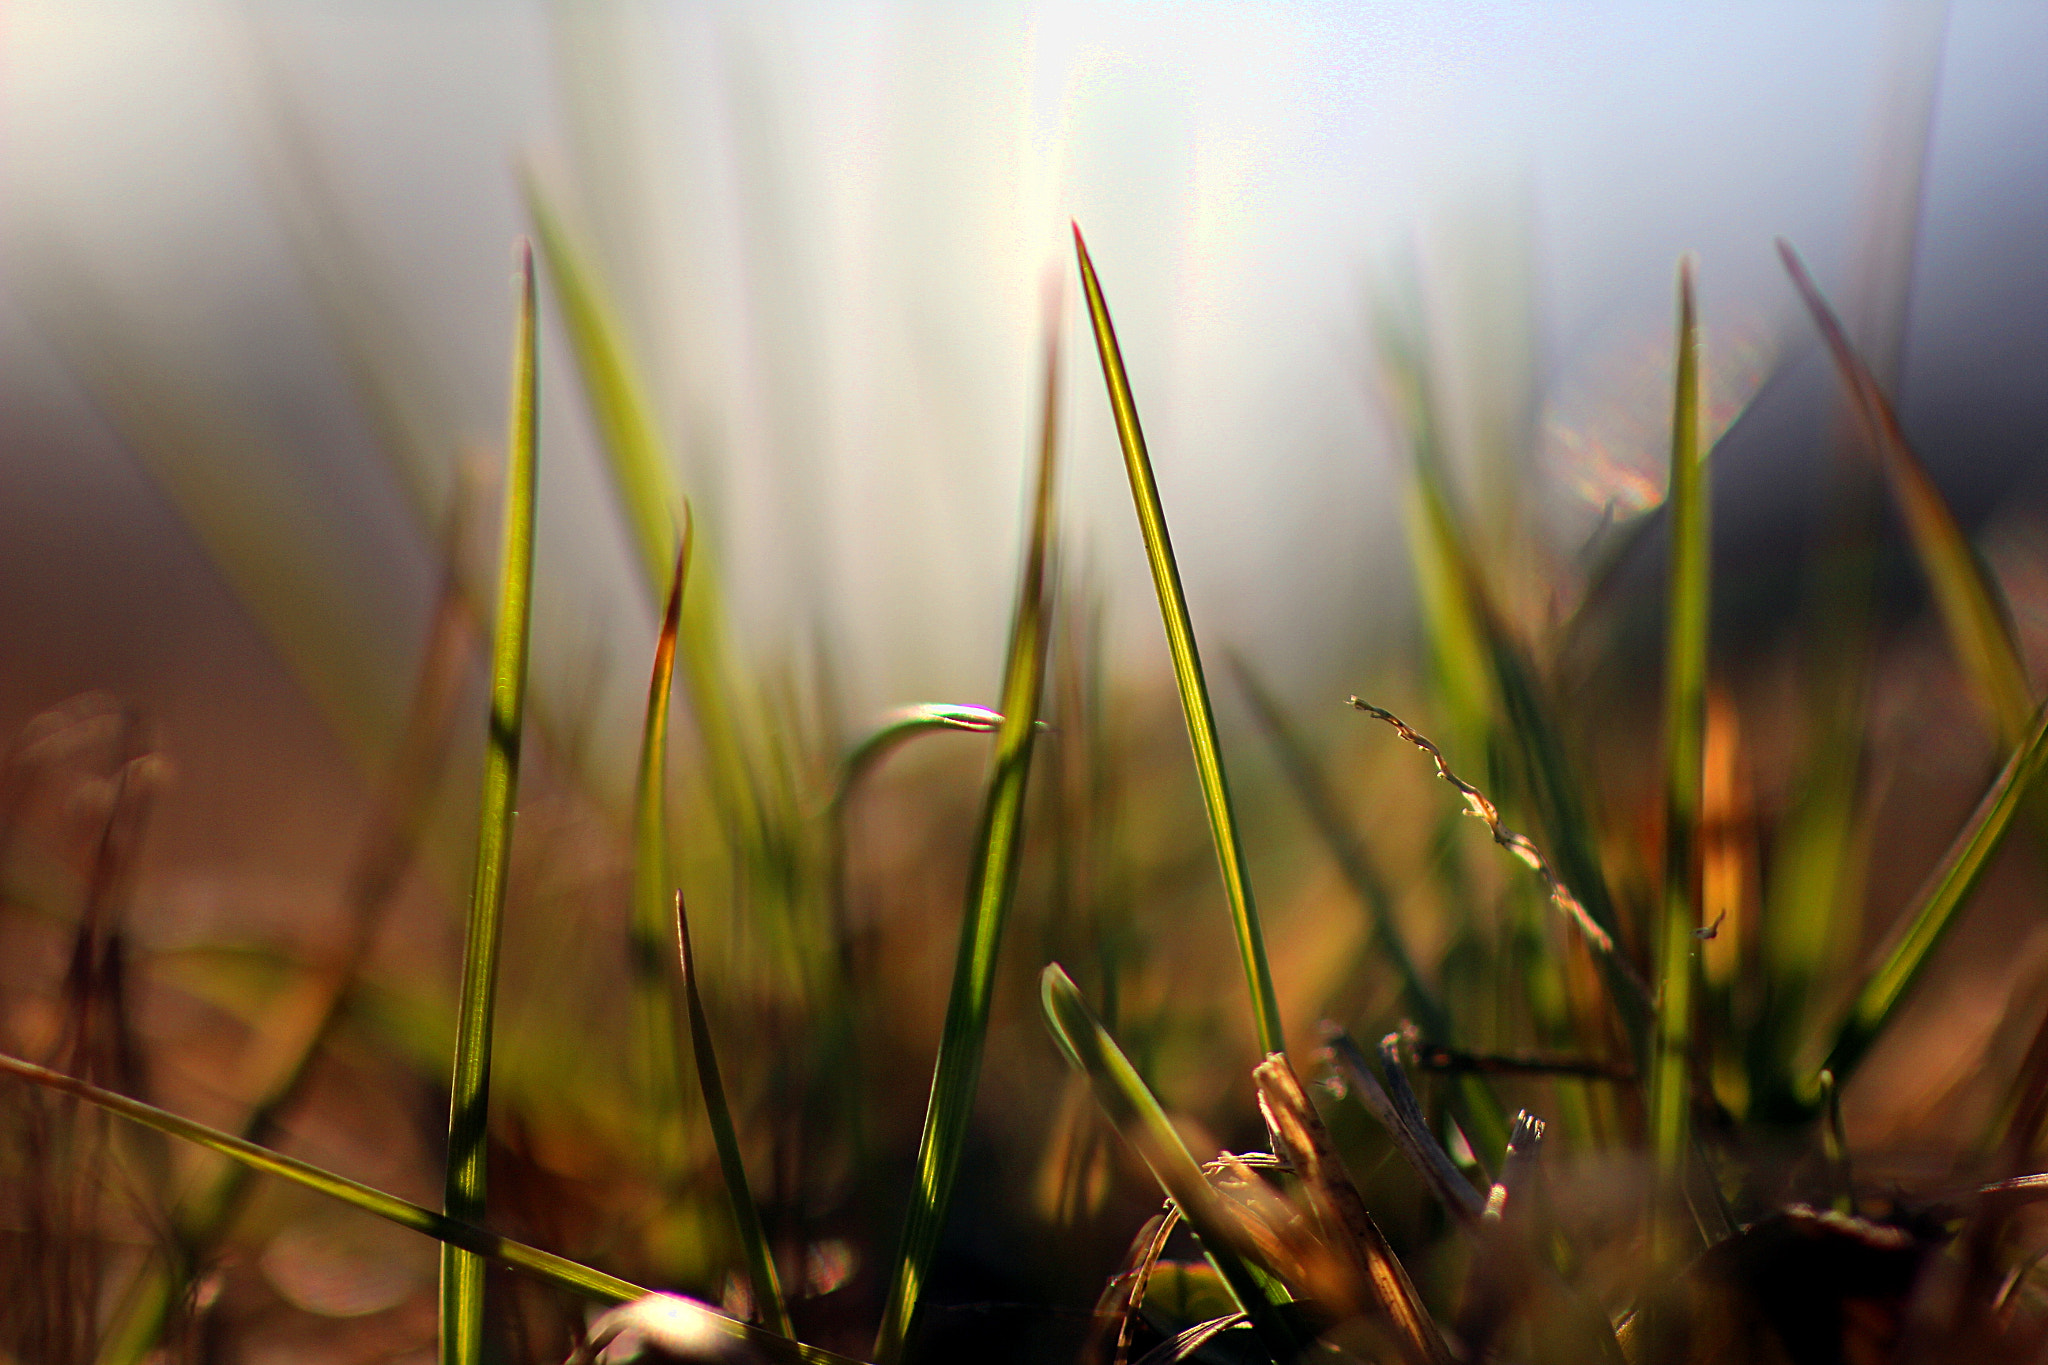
[
  {"xmin": 440, "ymin": 241, "xmax": 539, "ymax": 1365},
  {"xmin": 1818, "ymin": 694, "xmax": 2048, "ymax": 1096},
  {"xmin": 628, "ymin": 516, "xmax": 786, "ymax": 1341},
  {"xmin": 871, "ymin": 322, "xmax": 1061, "ymax": 1362},
  {"xmin": 1040, "ymin": 966, "xmax": 1302, "ymax": 1363},
  {"xmin": 677, "ymin": 889, "xmax": 790, "ymax": 1337},
  {"xmin": 1651, "ymin": 260, "xmax": 1707, "ymax": 1245},
  {"xmin": 630, "ymin": 520, "xmax": 691, "ymax": 1162},
  {"xmin": 0, "ymin": 1052, "xmax": 865, "ymax": 1365},
  {"xmin": 1778, "ymin": 239, "xmax": 2033, "ymax": 745},
  {"xmin": 1072, "ymin": 224, "xmax": 1283, "ymax": 1057}
]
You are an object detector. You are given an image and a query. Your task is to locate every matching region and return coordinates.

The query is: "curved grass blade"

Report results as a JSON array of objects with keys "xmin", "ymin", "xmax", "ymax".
[
  {"xmin": 630, "ymin": 516, "xmax": 692, "ymax": 1161},
  {"xmin": 1396, "ymin": 463, "xmax": 1650, "ymax": 1055},
  {"xmin": 1651, "ymin": 260, "xmax": 1707, "ymax": 1237},
  {"xmin": 0, "ymin": 1052, "xmax": 864, "ymax": 1365},
  {"xmin": 1040, "ymin": 966, "xmax": 1302, "ymax": 1364},
  {"xmin": 833, "ymin": 705, "xmax": 1006, "ymax": 809},
  {"xmin": 1072, "ymin": 224, "xmax": 1283, "ymax": 1057},
  {"xmin": 1779, "ymin": 239, "xmax": 2032, "ymax": 745},
  {"xmin": 871, "ymin": 320, "xmax": 1061, "ymax": 1363},
  {"xmin": 1817, "ymin": 694, "xmax": 2048, "ymax": 1098},
  {"xmin": 441, "ymin": 240, "xmax": 539, "ymax": 1365}
]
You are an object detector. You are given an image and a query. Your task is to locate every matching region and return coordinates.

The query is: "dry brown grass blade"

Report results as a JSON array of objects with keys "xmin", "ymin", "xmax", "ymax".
[
  {"xmin": 1320, "ymin": 1025, "xmax": 1483, "ymax": 1227},
  {"xmin": 1455, "ymin": 1111, "xmax": 1546, "ymax": 1359},
  {"xmin": 1254, "ymin": 1053, "xmax": 1453, "ymax": 1365},
  {"xmin": 1347, "ymin": 699, "xmax": 1638, "ymax": 986}
]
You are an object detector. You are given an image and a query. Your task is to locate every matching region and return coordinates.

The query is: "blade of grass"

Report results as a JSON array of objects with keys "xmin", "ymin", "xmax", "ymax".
[
  {"xmin": 676, "ymin": 889, "xmax": 790, "ymax": 1337},
  {"xmin": 871, "ymin": 319, "xmax": 1061, "ymax": 1363},
  {"xmin": 630, "ymin": 518, "xmax": 691, "ymax": 1164},
  {"xmin": 1651, "ymin": 259, "xmax": 1707, "ymax": 1252},
  {"xmin": 0, "ymin": 1051, "xmax": 864, "ymax": 1365},
  {"xmin": 1253, "ymin": 1054, "xmax": 1454, "ymax": 1365},
  {"xmin": 833, "ymin": 705, "xmax": 1006, "ymax": 808},
  {"xmin": 441, "ymin": 241, "xmax": 539, "ymax": 1365},
  {"xmin": 1072, "ymin": 224, "xmax": 1282, "ymax": 1057},
  {"xmin": 522, "ymin": 169, "xmax": 763, "ymax": 859},
  {"xmin": 1779, "ymin": 239, "xmax": 2033, "ymax": 745},
  {"xmin": 1402, "ymin": 456, "xmax": 1650, "ymax": 1058},
  {"xmin": 631, "ymin": 510, "xmax": 787, "ymax": 1338},
  {"xmin": 1816, "ymin": 693, "xmax": 2048, "ymax": 1098},
  {"xmin": 1040, "ymin": 966, "xmax": 1303, "ymax": 1363}
]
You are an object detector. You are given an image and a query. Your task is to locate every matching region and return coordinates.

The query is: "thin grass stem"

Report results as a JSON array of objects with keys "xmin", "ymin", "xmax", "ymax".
[{"xmin": 440, "ymin": 240, "xmax": 539, "ymax": 1365}]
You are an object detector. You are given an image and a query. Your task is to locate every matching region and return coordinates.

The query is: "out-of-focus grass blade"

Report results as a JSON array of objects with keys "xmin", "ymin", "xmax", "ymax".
[
  {"xmin": 1228, "ymin": 655, "xmax": 1444, "ymax": 1039},
  {"xmin": 1816, "ymin": 695, "xmax": 2048, "ymax": 1098},
  {"xmin": 1651, "ymin": 260, "xmax": 1707, "ymax": 1233},
  {"xmin": 677, "ymin": 890, "xmax": 790, "ymax": 1338},
  {"xmin": 0, "ymin": 1052, "xmax": 865, "ymax": 1365},
  {"xmin": 872, "ymin": 321, "xmax": 1061, "ymax": 1363},
  {"xmin": 520, "ymin": 169, "xmax": 680, "ymax": 594},
  {"xmin": 1398, "ymin": 453, "xmax": 1648, "ymax": 1053},
  {"xmin": 1319, "ymin": 1027, "xmax": 1484, "ymax": 1226},
  {"xmin": 630, "ymin": 519, "xmax": 691, "ymax": 1162},
  {"xmin": 1073, "ymin": 225, "xmax": 1283, "ymax": 1058},
  {"xmin": 441, "ymin": 242, "xmax": 540, "ymax": 1365},
  {"xmin": 522, "ymin": 169, "xmax": 761, "ymax": 851},
  {"xmin": 1779, "ymin": 239, "xmax": 2033, "ymax": 746},
  {"xmin": 1040, "ymin": 966, "xmax": 1302, "ymax": 1363},
  {"xmin": 1455, "ymin": 1112, "xmax": 1546, "ymax": 1360}
]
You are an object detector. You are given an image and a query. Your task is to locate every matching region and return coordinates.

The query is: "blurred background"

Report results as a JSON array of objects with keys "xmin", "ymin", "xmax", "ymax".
[{"xmin": 4, "ymin": 2, "xmax": 2048, "ymax": 1362}]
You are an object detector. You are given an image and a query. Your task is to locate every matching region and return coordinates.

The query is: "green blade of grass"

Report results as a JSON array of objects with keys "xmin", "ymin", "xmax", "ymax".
[
  {"xmin": 1651, "ymin": 259, "xmax": 1707, "ymax": 1242},
  {"xmin": 1072, "ymin": 224, "xmax": 1283, "ymax": 1057},
  {"xmin": 632, "ymin": 510, "xmax": 787, "ymax": 1339},
  {"xmin": 0, "ymin": 1051, "xmax": 865, "ymax": 1365},
  {"xmin": 631, "ymin": 518, "xmax": 692, "ymax": 1162},
  {"xmin": 1816, "ymin": 694, "xmax": 2048, "ymax": 1098},
  {"xmin": 676, "ymin": 888, "xmax": 790, "ymax": 1338},
  {"xmin": 833, "ymin": 704, "xmax": 1006, "ymax": 809},
  {"xmin": 441, "ymin": 240, "xmax": 540, "ymax": 1365},
  {"xmin": 871, "ymin": 321, "xmax": 1061, "ymax": 1363},
  {"xmin": 1779, "ymin": 240, "xmax": 2033, "ymax": 746},
  {"xmin": 1039, "ymin": 965, "xmax": 1302, "ymax": 1363}
]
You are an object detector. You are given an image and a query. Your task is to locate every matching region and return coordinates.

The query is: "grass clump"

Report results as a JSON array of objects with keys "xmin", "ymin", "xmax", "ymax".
[{"xmin": 7, "ymin": 161, "xmax": 2048, "ymax": 1365}]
